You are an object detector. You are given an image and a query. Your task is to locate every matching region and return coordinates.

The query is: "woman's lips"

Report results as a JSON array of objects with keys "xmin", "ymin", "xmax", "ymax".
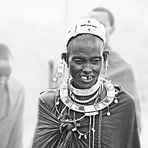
[{"xmin": 80, "ymin": 75, "xmax": 94, "ymax": 82}]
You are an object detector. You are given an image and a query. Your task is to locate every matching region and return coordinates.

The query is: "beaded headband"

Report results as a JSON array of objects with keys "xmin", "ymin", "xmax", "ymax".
[{"xmin": 66, "ymin": 18, "xmax": 106, "ymax": 46}]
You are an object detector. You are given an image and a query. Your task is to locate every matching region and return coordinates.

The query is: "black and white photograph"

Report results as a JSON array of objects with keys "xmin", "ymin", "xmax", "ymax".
[{"xmin": 0, "ymin": 0, "xmax": 147, "ymax": 147}]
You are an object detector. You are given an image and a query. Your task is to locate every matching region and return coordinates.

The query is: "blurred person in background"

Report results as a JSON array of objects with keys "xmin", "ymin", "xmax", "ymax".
[
  {"xmin": 87, "ymin": 7, "xmax": 141, "ymax": 134},
  {"xmin": 32, "ymin": 18, "xmax": 140, "ymax": 148},
  {"xmin": 0, "ymin": 43, "xmax": 25, "ymax": 148}
]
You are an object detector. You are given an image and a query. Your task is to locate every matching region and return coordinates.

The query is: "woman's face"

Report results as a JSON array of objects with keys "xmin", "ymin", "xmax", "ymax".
[{"xmin": 67, "ymin": 34, "xmax": 104, "ymax": 89}]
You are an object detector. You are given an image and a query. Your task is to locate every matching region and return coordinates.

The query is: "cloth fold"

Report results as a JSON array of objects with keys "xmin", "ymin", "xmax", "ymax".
[{"xmin": 32, "ymin": 87, "xmax": 140, "ymax": 148}]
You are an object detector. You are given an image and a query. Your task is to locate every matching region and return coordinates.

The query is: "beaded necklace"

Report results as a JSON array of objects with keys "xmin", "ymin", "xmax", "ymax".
[
  {"xmin": 71, "ymin": 90, "xmax": 99, "ymax": 104},
  {"xmin": 55, "ymin": 78, "xmax": 119, "ymax": 148},
  {"xmin": 60, "ymin": 78, "xmax": 116, "ymax": 116},
  {"xmin": 69, "ymin": 78, "xmax": 101, "ymax": 96}
]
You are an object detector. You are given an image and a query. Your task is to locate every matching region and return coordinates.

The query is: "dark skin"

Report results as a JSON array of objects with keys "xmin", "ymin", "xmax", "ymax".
[{"xmin": 67, "ymin": 34, "xmax": 104, "ymax": 89}]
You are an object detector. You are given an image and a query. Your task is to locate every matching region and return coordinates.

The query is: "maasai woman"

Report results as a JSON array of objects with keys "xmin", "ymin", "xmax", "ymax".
[{"xmin": 32, "ymin": 18, "xmax": 140, "ymax": 148}]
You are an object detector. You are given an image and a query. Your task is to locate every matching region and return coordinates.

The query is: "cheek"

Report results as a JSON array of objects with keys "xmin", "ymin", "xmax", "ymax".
[
  {"xmin": 69, "ymin": 63, "xmax": 82, "ymax": 77},
  {"xmin": 94, "ymin": 63, "xmax": 103, "ymax": 74},
  {"xmin": 69, "ymin": 65, "xmax": 75, "ymax": 75},
  {"xmin": 69, "ymin": 64, "xmax": 77, "ymax": 74}
]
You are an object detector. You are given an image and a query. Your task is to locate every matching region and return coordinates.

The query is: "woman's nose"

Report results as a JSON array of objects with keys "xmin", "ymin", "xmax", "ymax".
[{"xmin": 82, "ymin": 64, "xmax": 92, "ymax": 73}]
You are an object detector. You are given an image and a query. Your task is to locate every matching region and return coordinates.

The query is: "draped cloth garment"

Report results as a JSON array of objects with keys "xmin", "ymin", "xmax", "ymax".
[
  {"xmin": 32, "ymin": 86, "xmax": 140, "ymax": 148},
  {"xmin": 107, "ymin": 48, "xmax": 141, "ymax": 133},
  {"xmin": 0, "ymin": 76, "xmax": 24, "ymax": 148}
]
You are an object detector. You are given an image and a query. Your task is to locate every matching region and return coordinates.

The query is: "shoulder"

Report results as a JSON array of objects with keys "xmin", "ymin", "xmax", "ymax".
[
  {"xmin": 115, "ymin": 85, "xmax": 136, "ymax": 111},
  {"xmin": 39, "ymin": 88, "xmax": 59, "ymax": 109}
]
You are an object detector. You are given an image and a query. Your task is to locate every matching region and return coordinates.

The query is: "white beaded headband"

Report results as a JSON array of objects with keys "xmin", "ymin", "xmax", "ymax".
[{"xmin": 65, "ymin": 18, "xmax": 106, "ymax": 46}]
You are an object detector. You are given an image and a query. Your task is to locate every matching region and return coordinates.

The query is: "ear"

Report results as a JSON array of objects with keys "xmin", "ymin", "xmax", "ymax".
[
  {"xmin": 61, "ymin": 52, "xmax": 67, "ymax": 62},
  {"xmin": 61, "ymin": 52, "xmax": 69, "ymax": 66},
  {"xmin": 103, "ymin": 50, "xmax": 109, "ymax": 62},
  {"xmin": 102, "ymin": 50, "xmax": 109, "ymax": 79}
]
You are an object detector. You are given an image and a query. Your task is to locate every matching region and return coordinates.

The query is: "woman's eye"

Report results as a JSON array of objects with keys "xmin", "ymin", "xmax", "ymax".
[
  {"xmin": 91, "ymin": 60, "xmax": 100, "ymax": 64},
  {"xmin": 74, "ymin": 60, "xmax": 83, "ymax": 64}
]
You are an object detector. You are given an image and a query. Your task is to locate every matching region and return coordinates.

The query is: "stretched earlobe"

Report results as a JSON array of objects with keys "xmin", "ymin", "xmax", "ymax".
[
  {"xmin": 53, "ymin": 59, "xmax": 66, "ymax": 82},
  {"xmin": 103, "ymin": 50, "xmax": 109, "ymax": 62},
  {"xmin": 104, "ymin": 59, "xmax": 108, "ymax": 79},
  {"xmin": 103, "ymin": 50, "xmax": 109, "ymax": 79}
]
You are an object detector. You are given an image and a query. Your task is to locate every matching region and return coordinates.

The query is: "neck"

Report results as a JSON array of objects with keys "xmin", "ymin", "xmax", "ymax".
[
  {"xmin": 72, "ymin": 85, "xmax": 106, "ymax": 105},
  {"xmin": 70, "ymin": 78, "xmax": 102, "ymax": 96}
]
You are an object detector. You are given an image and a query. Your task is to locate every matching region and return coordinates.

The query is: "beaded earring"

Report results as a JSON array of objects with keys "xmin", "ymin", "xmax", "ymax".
[{"xmin": 53, "ymin": 59, "xmax": 66, "ymax": 82}]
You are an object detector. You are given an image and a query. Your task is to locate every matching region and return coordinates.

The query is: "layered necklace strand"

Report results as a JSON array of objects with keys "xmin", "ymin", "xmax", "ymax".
[
  {"xmin": 59, "ymin": 78, "xmax": 116, "ymax": 115},
  {"xmin": 70, "ymin": 79, "xmax": 103, "ymax": 104},
  {"xmin": 57, "ymin": 78, "xmax": 118, "ymax": 148},
  {"xmin": 69, "ymin": 78, "xmax": 101, "ymax": 96},
  {"xmin": 71, "ymin": 90, "xmax": 99, "ymax": 104}
]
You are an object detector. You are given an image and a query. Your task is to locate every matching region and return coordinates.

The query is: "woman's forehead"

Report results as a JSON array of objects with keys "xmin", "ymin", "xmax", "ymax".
[
  {"xmin": 68, "ymin": 34, "xmax": 103, "ymax": 53},
  {"xmin": 69, "ymin": 34, "xmax": 103, "ymax": 42}
]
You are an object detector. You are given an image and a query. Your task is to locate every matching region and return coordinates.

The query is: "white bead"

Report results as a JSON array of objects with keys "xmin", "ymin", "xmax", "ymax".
[
  {"xmin": 78, "ymin": 134, "xmax": 82, "ymax": 139},
  {"xmin": 56, "ymin": 101, "xmax": 59, "ymax": 105},
  {"xmin": 114, "ymin": 99, "xmax": 118, "ymax": 103},
  {"xmin": 53, "ymin": 77, "xmax": 57, "ymax": 82},
  {"xmin": 107, "ymin": 111, "xmax": 111, "ymax": 116},
  {"xmin": 92, "ymin": 128, "xmax": 96, "ymax": 133},
  {"xmin": 72, "ymin": 127, "xmax": 77, "ymax": 131}
]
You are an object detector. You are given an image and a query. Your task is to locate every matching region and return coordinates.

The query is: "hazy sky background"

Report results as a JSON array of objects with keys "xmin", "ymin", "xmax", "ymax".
[{"xmin": 0, "ymin": 0, "xmax": 147, "ymax": 147}]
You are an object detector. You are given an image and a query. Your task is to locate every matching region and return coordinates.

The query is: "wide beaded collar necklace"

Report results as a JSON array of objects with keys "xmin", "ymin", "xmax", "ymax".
[
  {"xmin": 69, "ymin": 78, "xmax": 101, "ymax": 96},
  {"xmin": 60, "ymin": 78, "xmax": 116, "ymax": 116}
]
